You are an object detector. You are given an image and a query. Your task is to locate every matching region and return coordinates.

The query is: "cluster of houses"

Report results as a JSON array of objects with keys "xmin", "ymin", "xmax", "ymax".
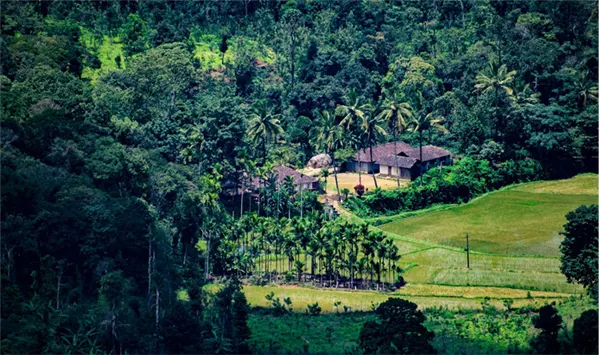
[{"xmin": 228, "ymin": 141, "xmax": 452, "ymax": 194}]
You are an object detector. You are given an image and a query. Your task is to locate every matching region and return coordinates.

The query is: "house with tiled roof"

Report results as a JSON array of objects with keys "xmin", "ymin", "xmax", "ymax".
[
  {"xmin": 347, "ymin": 141, "xmax": 414, "ymax": 174},
  {"xmin": 251, "ymin": 165, "xmax": 319, "ymax": 191},
  {"xmin": 347, "ymin": 141, "xmax": 452, "ymax": 181}
]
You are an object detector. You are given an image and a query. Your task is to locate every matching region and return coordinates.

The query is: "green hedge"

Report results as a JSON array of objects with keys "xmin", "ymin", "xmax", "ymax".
[{"xmin": 342, "ymin": 158, "xmax": 543, "ymax": 218}]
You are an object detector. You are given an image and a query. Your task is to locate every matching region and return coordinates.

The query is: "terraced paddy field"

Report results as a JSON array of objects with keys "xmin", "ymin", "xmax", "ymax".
[
  {"xmin": 379, "ymin": 174, "xmax": 598, "ymax": 257},
  {"xmin": 240, "ymin": 284, "xmax": 571, "ymax": 312}
]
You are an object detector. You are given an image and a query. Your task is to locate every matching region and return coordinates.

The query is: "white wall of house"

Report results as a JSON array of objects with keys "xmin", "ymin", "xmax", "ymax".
[
  {"xmin": 294, "ymin": 182, "xmax": 314, "ymax": 192},
  {"xmin": 380, "ymin": 165, "xmax": 412, "ymax": 179},
  {"xmin": 349, "ymin": 161, "xmax": 377, "ymax": 173}
]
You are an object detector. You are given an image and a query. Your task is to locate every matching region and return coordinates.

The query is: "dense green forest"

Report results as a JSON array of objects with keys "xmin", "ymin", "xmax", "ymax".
[{"xmin": 1, "ymin": 0, "xmax": 598, "ymax": 353}]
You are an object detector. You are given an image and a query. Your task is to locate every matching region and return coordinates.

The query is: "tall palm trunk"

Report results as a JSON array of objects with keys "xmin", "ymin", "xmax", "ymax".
[
  {"xmin": 419, "ymin": 130, "xmax": 424, "ymax": 186},
  {"xmin": 359, "ymin": 148, "xmax": 367, "ymax": 185},
  {"xmin": 333, "ymin": 160, "xmax": 341, "ymax": 202},
  {"xmin": 240, "ymin": 188, "xmax": 244, "ymax": 218},
  {"xmin": 393, "ymin": 122, "xmax": 400, "ymax": 187},
  {"xmin": 369, "ymin": 144, "xmax": 379, "ymax": 189}
]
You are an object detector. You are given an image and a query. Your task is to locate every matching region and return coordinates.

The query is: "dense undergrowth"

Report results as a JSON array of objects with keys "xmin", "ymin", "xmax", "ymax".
[{"xmin": 343, "ymin": 157, "xmax": 542, "ymax": 217}]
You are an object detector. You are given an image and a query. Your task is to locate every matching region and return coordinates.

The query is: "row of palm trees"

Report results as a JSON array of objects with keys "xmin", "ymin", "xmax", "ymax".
[
  {"xmin": 310, "ymin": 89, "xmax": 449, "ymax": 203},
  {"xmin": 216, "ymin": 213, "xmax": 402, "ymax": 290}
]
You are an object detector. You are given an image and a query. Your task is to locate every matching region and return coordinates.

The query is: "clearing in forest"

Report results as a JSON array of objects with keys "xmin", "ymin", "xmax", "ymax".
[{"xmin": 324, "ymin": 172, "xmax": 406, "ymax": 197}]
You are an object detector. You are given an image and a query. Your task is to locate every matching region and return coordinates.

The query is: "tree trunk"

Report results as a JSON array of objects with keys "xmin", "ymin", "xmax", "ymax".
[
  {"xmin": 240, "ymin": 188, "xmax": 244, "ymax": 218},
  {"xmin": 290, "ymin": 34, "xmax": 296, "ymax": 90},
  {"xmin": 300, "ymin": 186, "xmax": 303, "ymax": 218},
  {"xmin": 183, "ymin": 243, "xmax": 187, "ymax": 266},
  {"xmin": 155, "ymin": 286, "xmax": 160, "ymax": 354},
  {"xmin": 56, "ymin": 272, "xmax": 61, "ymax": 310},
  {"xmin": 350, "ymin": 260, "xmax": 354, "ymax": 289},
  {"xmin": 419, "ymin": 131, "xmax": 424, "ymax": 186},
  {"xmin": 205, "ymin": 236, "xmax": 210, "ymax": 280},
  {"xmin": 394, "ymin": 125, "xmax": 400, "ymax": 187},
  {"xmin": 148, "ymin": 240, "xmax": 152, "ymax": 296},
  {"xmin": 333, "ymin": 160, "xmax": 341, "ymax": 202},
  {"xmin": 459, "ymin": 0, "xmax": 465, "ymax": 27},
  {"xmin": 369, "ymin": 144, "xmax": 379, "ymax": 189}
]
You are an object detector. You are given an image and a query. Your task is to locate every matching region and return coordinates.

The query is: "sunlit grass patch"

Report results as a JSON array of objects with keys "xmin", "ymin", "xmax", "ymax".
[
  {"xmin": 379, "ymin": 184, "xmax": 597, "ymax": 257},
  {"xmin": 240, "ymin": 285, "xmax": 568, "ymax": 312},
  {"xmin": 393, "ymin": 283, "xmax": 572, "ymax": 299},
  {"xmin": 420, "ymin": 268, "xmax": 583, "ymax": 294},
  {"xmin": 80, "ymin": 28, "xmax": 125, "ymax": 83},
  {"xmin": 402, "ymin": 247, "xmax": 562, "ymax": 273},
  {"xmin": 512, "ymin": 173, "xmax": 598, "ymax": 195},
  {"xmin": 189, "ymin": 31, "xmax": 276, "ymax": 70},
  {"xmin": 324, "ymin": 173, "xmax": 404, "ymax": 197}
]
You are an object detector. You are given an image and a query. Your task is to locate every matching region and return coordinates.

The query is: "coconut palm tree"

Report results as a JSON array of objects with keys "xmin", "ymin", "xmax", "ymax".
[
  {"xmin": 310, "ymin": 110, "xmax": 344, "ymax": 201},
  {"xmin": 377, "ymin": 91, "xmax": 413, "ymax": 187},
  {"xmin": 361, "ymin": 108, "xmax": 388, "ymax": 190},
  {"xmin": 474, "ymin": 58, "xmax": 516, "ymax": 138},
  {"xmin": 408, "ymin": 93, "xmax": 448, "ymax": 186},
  {"xmin": 336, "ymin": 88, "xmax": 370, "ymax": 130},
  {"xmin": 574, "ymin": 70, "xmax": 598, "ymax": 108},
  {"xmin": 247, "ymin": 100, "xmax": 284, "ymax": 165},
  {"xmin": 474, "ymin": 59, "xmax": 517, "ymax": 96}
]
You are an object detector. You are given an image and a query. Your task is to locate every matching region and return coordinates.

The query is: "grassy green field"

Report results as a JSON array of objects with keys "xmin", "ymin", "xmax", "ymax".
[
  {"xmin": 379, "ymin": 175, "xmax": 598, "ymax": 257},
  {"xmin": 239, "ymin": 285, "xmax": 569, "ymax": 312},
  {"xmin": 247, "ymin": 296, "xmax": 596, "ymax": 354},
  {"xmin": 324, "ymin": 172, "xmax": 405, "ymax": 196}
]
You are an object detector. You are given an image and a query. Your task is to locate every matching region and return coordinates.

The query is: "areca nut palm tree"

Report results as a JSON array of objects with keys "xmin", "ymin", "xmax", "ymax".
[{"xmin": 377, "ymin": 91, "xmax": 412, "ymax": 187}]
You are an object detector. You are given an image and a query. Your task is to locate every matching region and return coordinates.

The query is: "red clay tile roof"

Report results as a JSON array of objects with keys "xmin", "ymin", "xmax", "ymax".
[
  {"xmin": 251, "ymin": 165, "xmax": 318, "ymax": 188},
  {"xmin": 355, "ymin": 141, "xmax": 414, "ymax": 162},
  {"xmin": 376, "ymin": 155, "xmax": 418, "ymax": 168}
]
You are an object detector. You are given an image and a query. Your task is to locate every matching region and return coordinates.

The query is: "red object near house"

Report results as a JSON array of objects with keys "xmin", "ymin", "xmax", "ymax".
[{"xmin": 354, "ymin": 184, "xmax": 365, "ymax": 197}]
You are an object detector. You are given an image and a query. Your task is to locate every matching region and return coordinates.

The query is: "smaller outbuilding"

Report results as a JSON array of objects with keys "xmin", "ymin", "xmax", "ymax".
[{"xmin": 251, "ymin": 165, "xmax": 319, "ymax": 192}]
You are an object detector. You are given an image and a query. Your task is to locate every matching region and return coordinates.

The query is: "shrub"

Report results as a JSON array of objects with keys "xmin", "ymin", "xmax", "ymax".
[
  {"xmin": 265, "ymin": 292, "xmax": 293, "ymax": 316},
  {"xmin": 343, "ymin": 157, "xmax": 542, "ymax": 217},
  {"xmin": 359, "ymin": 298, "xmax": 436, "ymax": 354},
  {"xmin": 573, "ymin": 309, "xmax": 599, "ymax": 355},
  {"xmin": 306, "ymin": 302, "xmax": 322, "ymax": 316}
]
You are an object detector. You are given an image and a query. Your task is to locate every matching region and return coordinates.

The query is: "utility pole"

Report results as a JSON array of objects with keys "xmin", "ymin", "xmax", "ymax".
[{"xmin": 465, "ymin": 233, "xmax": 470, "ymax": 269}]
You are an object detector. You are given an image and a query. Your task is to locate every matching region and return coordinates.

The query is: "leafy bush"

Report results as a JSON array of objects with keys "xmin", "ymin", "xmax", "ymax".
[
  {"xmin": 343, "ymin": 157, "xmax": 542, "ymax": 217},
  {"xmin": 306, "ymin": 302, "xmax": 322, "ymax": 316},
  {"xmin": 265, "ymin": 292, "xmax": 293, "ymax": 316}
]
